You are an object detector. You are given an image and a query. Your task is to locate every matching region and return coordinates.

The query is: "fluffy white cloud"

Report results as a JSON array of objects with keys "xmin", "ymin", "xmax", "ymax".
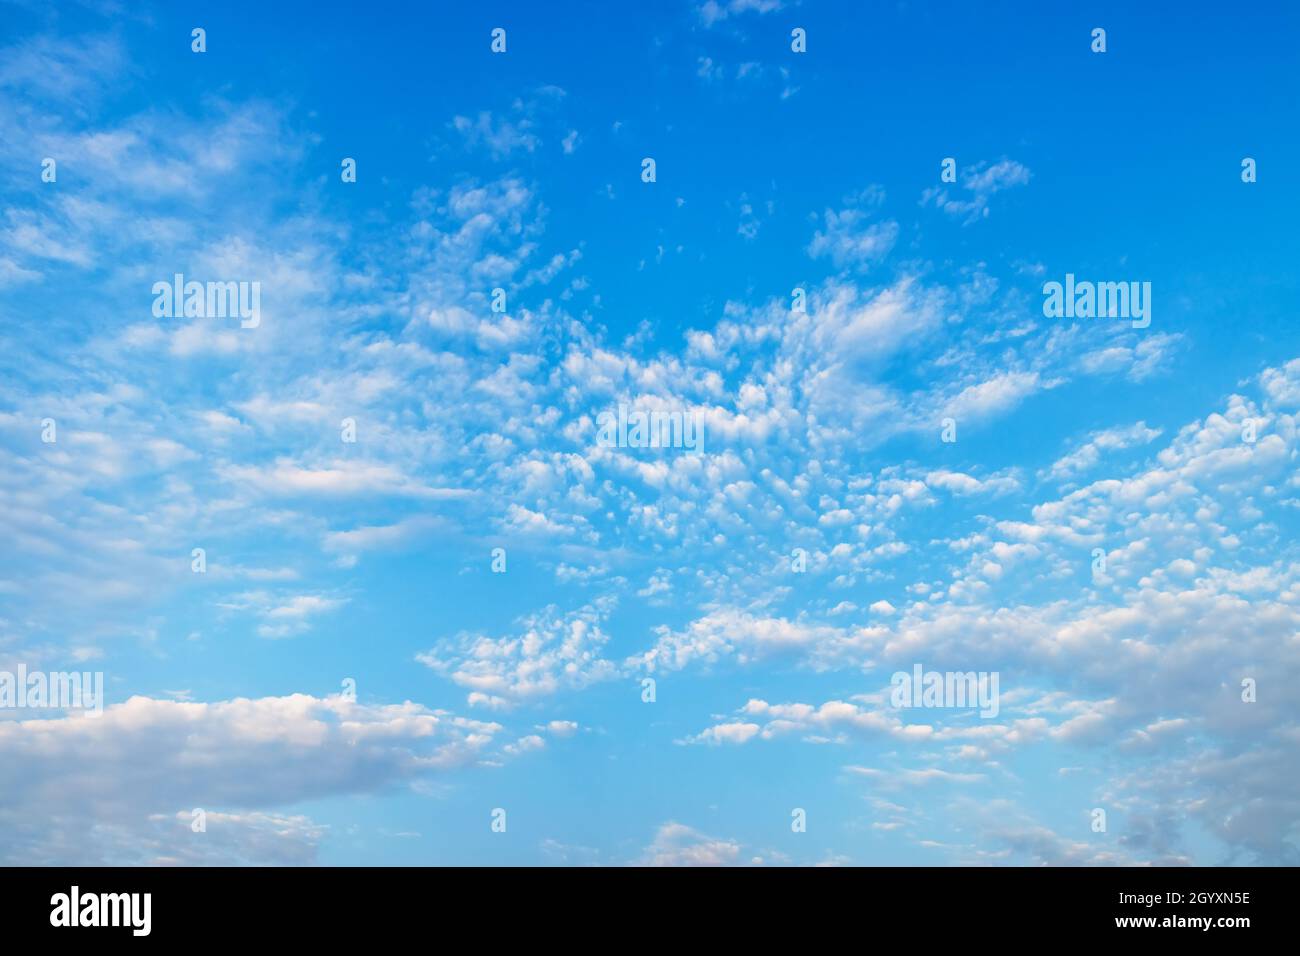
[
  {"xmin": 418, "ymin": 600, "xmax": 621, "ymax": 707},
  {"xmin": 636, "ymin": 822, "xmax": 748, "ymax": 866},
  {"xmin": 0, "ymin": 693, "xmax": 514, "ymax": 864}
]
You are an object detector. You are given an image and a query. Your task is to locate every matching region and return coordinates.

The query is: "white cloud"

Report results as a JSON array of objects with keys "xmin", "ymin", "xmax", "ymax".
[
  {"xmin": 636, "ymin": 822, "xmax": 748, "ymax": 866},
  {"xmin": 808, "ymin": 205, "xmax": 898, "ymax": 270},
  {"xmin": 1043, "ymin": 422, "xmax": 1163, "ymax": 483},
  {"xmin": 418, "ymin": 600, "xmax": 620, "ymax": 707},
  {"xmin": 451, "ymin": 111, "xmax": 539, "ymax": 158},
  {"xmin": 0, "ymin": 693, "xmax": 507, "ymax": 864},
  {"xmin": 921, "ymin": 159, "xmax": 1031, "ymax": 224},
  {"xmin": 698, "ymin": 0, "xmax": 782, "ymax": 28}
]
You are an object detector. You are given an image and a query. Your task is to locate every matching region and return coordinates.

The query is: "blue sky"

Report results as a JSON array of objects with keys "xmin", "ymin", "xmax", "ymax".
[{"xmin": 1, "ymin": 0, "xmax": 1298, "ymax": 866}]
